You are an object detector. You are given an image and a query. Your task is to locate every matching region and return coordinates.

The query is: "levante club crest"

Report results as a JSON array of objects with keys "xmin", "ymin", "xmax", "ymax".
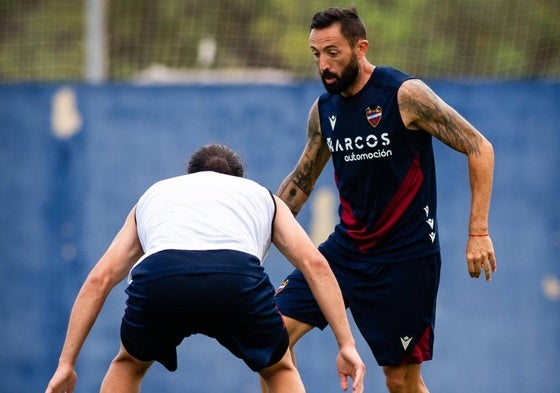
[{"xmin": 365, "ymin": 105, "xmax": 382, "ymax": 128}]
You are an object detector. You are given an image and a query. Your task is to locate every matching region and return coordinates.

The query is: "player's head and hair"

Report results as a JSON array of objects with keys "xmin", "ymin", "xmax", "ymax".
[
  {"xmin": 310, "ymin": 6, "xmax": 367, "ymax": 47},
  {"xmin": 187, "ymin": 143, "xmax": 246, "ymax": 177}
]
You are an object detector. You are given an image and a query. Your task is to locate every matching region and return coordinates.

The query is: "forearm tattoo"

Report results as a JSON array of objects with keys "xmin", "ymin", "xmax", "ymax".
[
  {"xmin": 278, "ymin": 104, "xmax": 329, "ymax": 214},
  {"xmin": 294, "ymin": 111, "xmax": 326, "ymax": 194}
]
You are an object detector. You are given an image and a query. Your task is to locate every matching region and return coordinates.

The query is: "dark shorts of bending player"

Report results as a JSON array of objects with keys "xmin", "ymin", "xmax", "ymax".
[
  {"xmin": 275, "ymin": 243, "xmax": 441, "ymax": 366},
  {"xmin": 121, "ymin": 249, "xmax": 288, "ymax": 372}
]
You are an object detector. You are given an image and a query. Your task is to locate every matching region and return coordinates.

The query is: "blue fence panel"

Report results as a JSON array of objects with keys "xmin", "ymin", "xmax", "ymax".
[{"xmin": 0, "ymin": 80, "xmax": 558, "ymax": 393}]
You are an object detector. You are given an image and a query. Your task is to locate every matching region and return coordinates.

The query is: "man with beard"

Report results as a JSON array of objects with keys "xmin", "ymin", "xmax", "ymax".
[{"xmin": 264, "ymin": 6, "xmax": 497, "ymax": 393}]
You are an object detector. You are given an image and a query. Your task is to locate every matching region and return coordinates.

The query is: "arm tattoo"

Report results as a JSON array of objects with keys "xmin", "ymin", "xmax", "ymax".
[
  {"xmin": 291, "ymin": 109, "xmax": 326, "ymax": 195},
  {"xmin": 278, "ymin": 103, "xmax": 329, "ymax": 214},
  {"xmin": 401, "ymin": 80, "xmax": 482, "ymax": 156}
]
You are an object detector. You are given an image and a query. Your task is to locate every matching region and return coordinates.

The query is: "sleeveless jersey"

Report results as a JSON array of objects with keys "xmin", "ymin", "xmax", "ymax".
[
  {"xmin": 318, "ymin": 66, "xmax": 439, "ymax": 263},
  {"xmin": 131, "ymin": 171, "xmax": 276, "ymax": 273}
]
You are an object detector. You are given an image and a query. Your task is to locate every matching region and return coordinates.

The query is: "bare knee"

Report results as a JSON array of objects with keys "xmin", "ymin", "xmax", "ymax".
[
  {"xmin": 384, "ymin": 366, "xmax": 407, "ymax": 393},
  {"xmin": 111, "ymin": 346, "xmax": 152, "ymax": 378},
  {"xmin": 383, "ymin": 364, "xmax": 427, "ymax": 393},
  {"xmin": 259, "ymin": 350, "xmax": 296, "ymax": 381},
  {"xmin": 258, "ymin": 350, "xmax": 304, "ymax": 393},
  {"xmin": 100, "ymin": 345, "xmax": 154, "ymax": 393}
]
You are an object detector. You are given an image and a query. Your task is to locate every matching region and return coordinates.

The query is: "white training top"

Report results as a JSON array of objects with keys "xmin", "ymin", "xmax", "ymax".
[{"xmin": 131, "ymin": 171, "xmax": 276, "ymax": 273}]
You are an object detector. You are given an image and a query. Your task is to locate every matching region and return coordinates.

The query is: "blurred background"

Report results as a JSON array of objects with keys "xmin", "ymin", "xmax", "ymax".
[
  {"xmin": 1, "ymin": 0, "xmax": 559, "ymax": 82},
  {"xmin": 1, "ymin": 1, "xmax": 559, "ymax": 392}
]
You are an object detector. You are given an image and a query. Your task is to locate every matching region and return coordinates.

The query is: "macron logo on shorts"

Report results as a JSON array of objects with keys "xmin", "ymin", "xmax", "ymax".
[{"xmin": 400, "ymin": 336, "xmax": 413, "ymax": 350}]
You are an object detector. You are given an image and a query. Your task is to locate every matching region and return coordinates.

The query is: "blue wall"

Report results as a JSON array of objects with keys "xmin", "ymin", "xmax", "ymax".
[{"xmin": 0, "ymin": 80, "xmax": 558, "ymax": 393}]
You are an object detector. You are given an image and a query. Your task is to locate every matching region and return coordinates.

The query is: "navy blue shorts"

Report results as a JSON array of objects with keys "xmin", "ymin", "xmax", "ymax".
[
  {"xmin": 275, "ymin": 243, "xmax": 441, "ymax": 366},
  {"xmin": 121, "ymin": 250, "xmax": 288, "ymax": 372}
]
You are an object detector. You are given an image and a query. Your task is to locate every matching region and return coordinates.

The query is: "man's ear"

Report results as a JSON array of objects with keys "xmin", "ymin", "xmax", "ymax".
[{"xmin": 355, "ymin": 39, "xmax": 369, "ymax": 59}]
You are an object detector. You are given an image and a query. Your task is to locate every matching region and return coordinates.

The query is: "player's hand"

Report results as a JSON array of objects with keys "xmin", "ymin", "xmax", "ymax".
[
  {"xmin": 44, "ymin": 363, "xmax": 77, "ymax": 393},
  {"xmin": 336, "ymin": 345, "xmax": 365, "ymax": 393},
  {"xmin": 466, "ymin": 235, "xmax": 497, "ymax": 281}
]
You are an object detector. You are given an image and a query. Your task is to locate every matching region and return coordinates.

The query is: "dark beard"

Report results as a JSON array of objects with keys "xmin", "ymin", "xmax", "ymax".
[{"xmin": 321, "ymin": 55, "xmax": 360, "ymax": 94}]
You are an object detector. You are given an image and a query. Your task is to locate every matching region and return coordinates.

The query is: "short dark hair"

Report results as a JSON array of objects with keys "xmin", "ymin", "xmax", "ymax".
[
  {"xmin": 310, "ymin": 6, "xmax": 366, "ymax": 47},
  {"xmin": 187, "ymin": 143, "xmax": 245, "ymax": 177}
]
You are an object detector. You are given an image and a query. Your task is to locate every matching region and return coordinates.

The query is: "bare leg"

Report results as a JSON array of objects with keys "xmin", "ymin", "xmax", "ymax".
[
  {"xmin": 258, "ymin": 348, "xmax": 305, "ymax": 393},
  {"xmin": 260, "ymin": 316, "xmax": 313, "ymax": 393},
  {"xmin": 100, "ymin": 344, "xmax": 153, "ymax": 393},
  {"xmin": 383, "ymin": 363, "xmax": 429, "ymax": 393}
]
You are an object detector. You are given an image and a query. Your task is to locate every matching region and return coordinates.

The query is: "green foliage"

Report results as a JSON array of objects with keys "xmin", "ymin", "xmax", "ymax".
[
  {"xmin": 0, "ymin": 0, "xmax": 558, "ymax": 81},
  {"xmin": 0, "ymin": 0, "xmax": 84, "ymax": 80}
]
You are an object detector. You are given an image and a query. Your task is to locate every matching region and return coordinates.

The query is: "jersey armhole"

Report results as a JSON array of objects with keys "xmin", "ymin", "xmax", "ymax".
[{"xmin": 268, "ymin": 190, "xmax": 277, "ymax": 238}]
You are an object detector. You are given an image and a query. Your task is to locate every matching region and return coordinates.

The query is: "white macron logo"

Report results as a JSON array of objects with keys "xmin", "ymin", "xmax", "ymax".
[
  {"xmin": 426, "ymin": 218, "xmax": 434, "ymax": 229},
  {"xmin": 329, "ymin": 115, "xmax": 337, "ymax": 130},
  {"xmin": 400, "ymin": 336, "xmax": 413, "ymax": 350}
]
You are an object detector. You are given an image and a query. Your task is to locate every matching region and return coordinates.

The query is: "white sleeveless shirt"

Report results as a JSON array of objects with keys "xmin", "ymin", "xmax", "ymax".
[{"xmin": 131, "ymin": 171, "xmax": 275, "ymax": 273}]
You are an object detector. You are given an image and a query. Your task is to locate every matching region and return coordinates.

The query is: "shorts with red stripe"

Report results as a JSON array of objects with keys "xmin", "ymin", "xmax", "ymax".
[{"xmin": 275, "ymin": 242, "xmax": 441, "ymax": 366}]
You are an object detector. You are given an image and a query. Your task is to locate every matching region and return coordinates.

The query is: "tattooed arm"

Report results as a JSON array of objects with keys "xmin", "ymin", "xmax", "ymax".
[
  {"xmin": 277, "ymin": 99, "xmax": 331, "ymax": 216},
  {"xmin": 398, "ymin": 79, "xmax": 497, "ymax": 281}
]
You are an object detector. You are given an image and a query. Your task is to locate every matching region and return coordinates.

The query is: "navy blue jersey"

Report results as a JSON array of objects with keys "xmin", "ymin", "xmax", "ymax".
[{"xmin": 318, "ymin": 66, "xmax": 439, "ymax": 263}]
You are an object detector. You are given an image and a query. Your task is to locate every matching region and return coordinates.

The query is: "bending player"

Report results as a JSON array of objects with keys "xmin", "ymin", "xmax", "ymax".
[{"xmin": 45, "ymin": 144, "xmax": 365, "ymax": 393}]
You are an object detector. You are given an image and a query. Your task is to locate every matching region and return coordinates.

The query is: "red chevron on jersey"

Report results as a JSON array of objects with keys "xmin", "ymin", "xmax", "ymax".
[{"xmin": 341, "ymin": 154, "xmax": 424, "ymax": 252}]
